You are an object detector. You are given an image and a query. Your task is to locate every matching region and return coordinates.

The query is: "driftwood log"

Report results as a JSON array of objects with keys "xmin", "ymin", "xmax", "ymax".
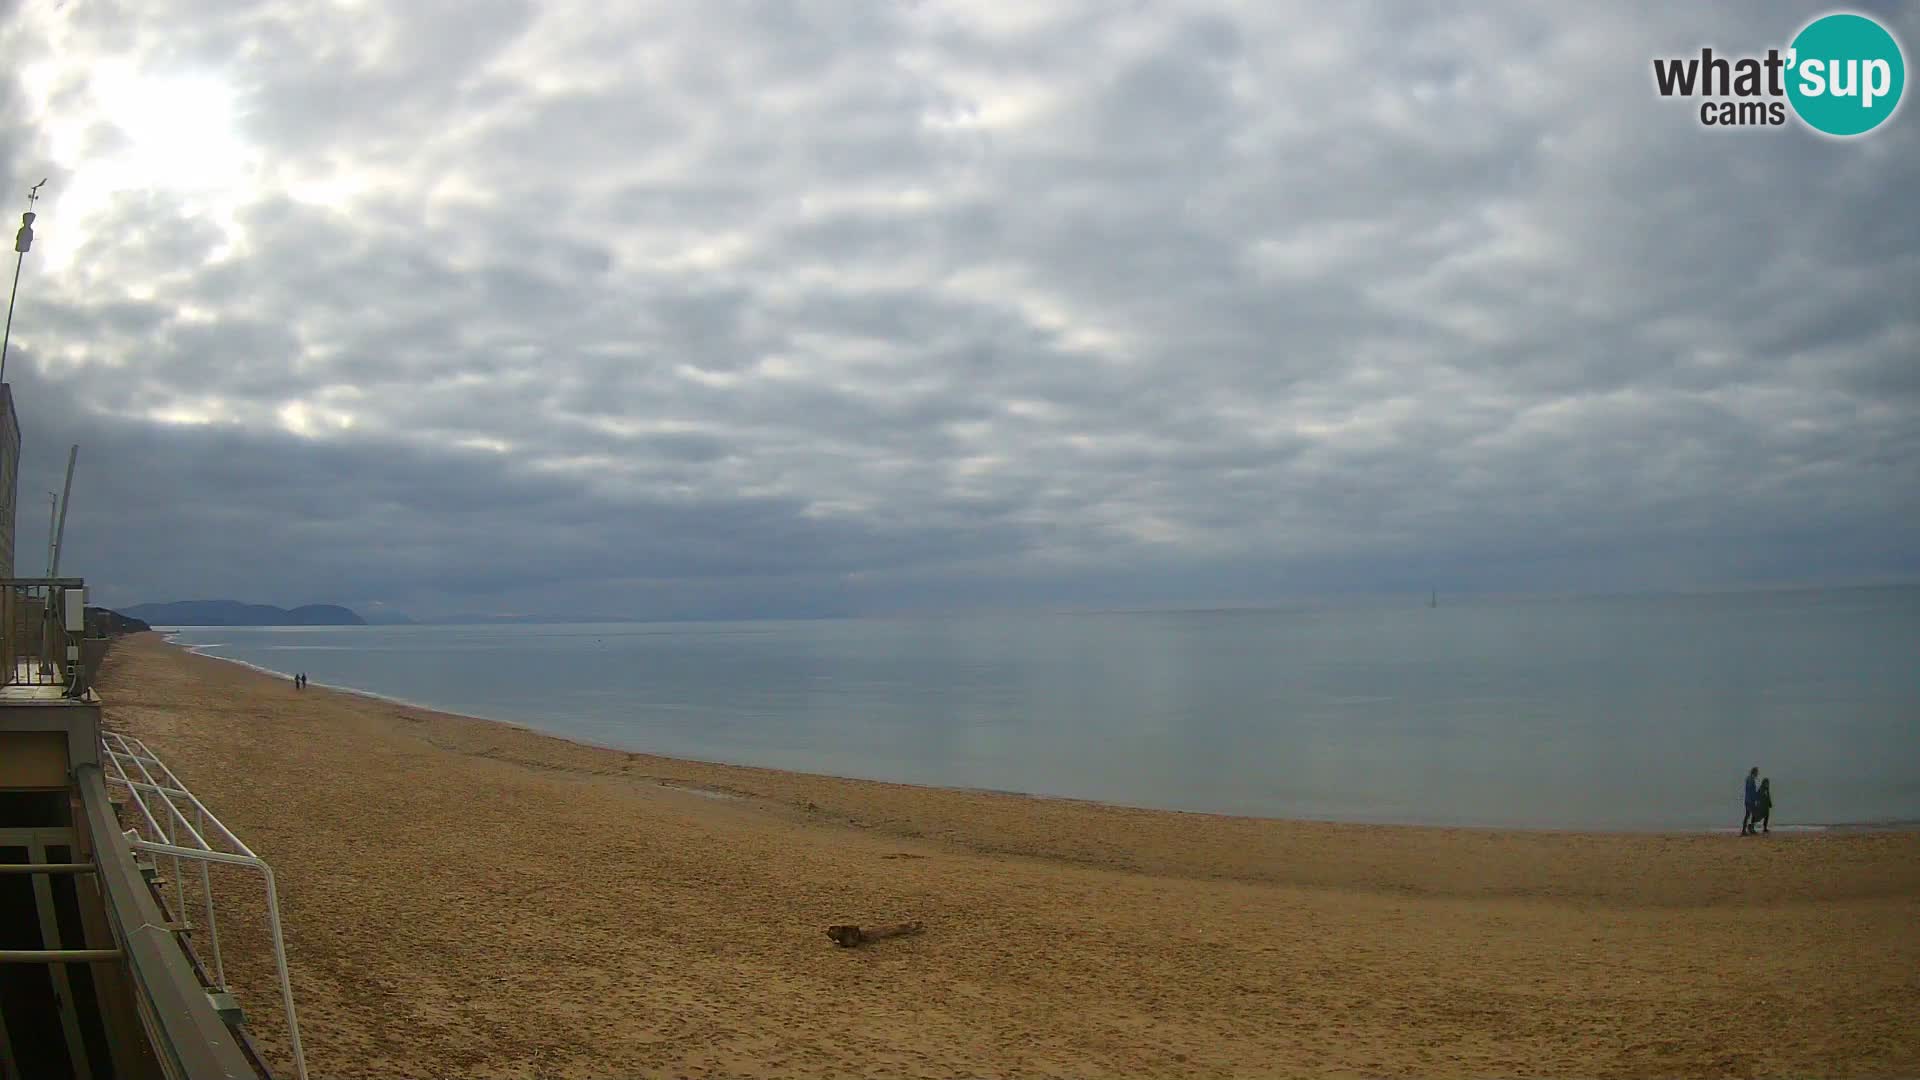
[{"xmin": 826, "ymin": 921, "xmax": 924, "ymax": 948}]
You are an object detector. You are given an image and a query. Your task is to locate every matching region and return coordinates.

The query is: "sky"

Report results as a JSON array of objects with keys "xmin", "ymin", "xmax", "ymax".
[{"xmin": 0, "ymin": 0, "xmax": 1914, "ymax": 619}]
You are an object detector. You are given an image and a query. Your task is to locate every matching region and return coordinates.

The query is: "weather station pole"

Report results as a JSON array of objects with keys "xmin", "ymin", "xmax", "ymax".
[{"xmin": 1, "ymin": 179, "xmax": 47, "ymax": 387}]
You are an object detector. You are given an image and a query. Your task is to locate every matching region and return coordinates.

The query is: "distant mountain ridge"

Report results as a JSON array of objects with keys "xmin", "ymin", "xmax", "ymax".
[
  {"xmin": 117, "ymin": 603, "xmax": 803, "ymax": 627},
  {"xmin": 87, "ymin": 607, "xmax": 152, "ymax": 635},
  {"xmin": 122, "ymin": 600, "xmax": 367, "ymax": 626}
]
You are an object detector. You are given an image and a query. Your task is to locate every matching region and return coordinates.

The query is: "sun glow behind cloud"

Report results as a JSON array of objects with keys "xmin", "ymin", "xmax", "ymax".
[
  {"xmin": 26, "ymin": 59, "xmax": 257, "ymax": 275},
  {"xmin": 91, "ymin": 67, "xmax": 250, "ymax": 190}
]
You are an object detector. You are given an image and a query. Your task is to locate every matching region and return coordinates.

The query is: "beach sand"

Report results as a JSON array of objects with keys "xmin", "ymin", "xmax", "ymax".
[{"xmin": 94, "ymin": 633, "xmax": 1919, "ymax": 1078}]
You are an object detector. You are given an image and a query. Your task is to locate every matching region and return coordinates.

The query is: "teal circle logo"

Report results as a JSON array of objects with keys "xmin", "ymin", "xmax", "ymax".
[{"xmin": 1787, "ymin": 13, "xmax": 1905, "ymax": 136}]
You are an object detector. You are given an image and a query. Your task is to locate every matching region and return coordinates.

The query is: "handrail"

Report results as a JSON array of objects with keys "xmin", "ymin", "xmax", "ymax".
[
  {"xmin": 0, "ymin": 948, "xmax": 123, "ymax": 962},
  {"xmin": 74, "ymin": 765, "xmax": 262, "ymax": 1079},
  {"xmin": 100, "ymin": 732, "xmax": 308, "ymax": 1080}
]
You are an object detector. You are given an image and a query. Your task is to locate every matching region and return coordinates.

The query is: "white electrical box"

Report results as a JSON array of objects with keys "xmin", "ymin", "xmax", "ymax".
[{"xmin": 64, "ymin": 587, "xmax": 86, "ymax": 630}]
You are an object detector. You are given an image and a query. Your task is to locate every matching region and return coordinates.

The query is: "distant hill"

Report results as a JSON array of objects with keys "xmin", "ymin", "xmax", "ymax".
[
  {"xmin": 121, "ymin": 600, "xmax": 367, "ymax": 627},
  {"xmin": 361, "ymin": 608, "xmax": 417, "ymax": 625},
  {"xmin": 86, "ymin": 607, "xmax": 152, "ymax": 635}
]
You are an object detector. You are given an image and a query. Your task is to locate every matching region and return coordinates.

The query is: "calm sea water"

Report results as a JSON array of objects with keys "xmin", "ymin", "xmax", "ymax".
[{"xmin": 157, "ymin": 588, "xmax": 1920, "ymax": 830}]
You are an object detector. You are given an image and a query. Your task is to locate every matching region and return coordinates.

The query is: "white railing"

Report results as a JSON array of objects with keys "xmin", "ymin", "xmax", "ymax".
[{"xmin": 100, "ymin": 731, "xmax": 308, "ymax": 1080}]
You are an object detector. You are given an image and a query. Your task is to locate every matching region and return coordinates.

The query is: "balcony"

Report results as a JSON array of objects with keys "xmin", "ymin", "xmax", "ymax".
[
  {"xmin": 1, "ymin": 578, "xmax": 99, "ymax": 702},
  {"xmin": 1, "ymin": 576, "xmax": 289, "ymax": 1078}
]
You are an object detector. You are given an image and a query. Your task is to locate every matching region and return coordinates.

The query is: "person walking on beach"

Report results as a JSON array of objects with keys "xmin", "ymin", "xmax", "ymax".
[
  {"xmin": 1752, "ymin": 778, "xmax": 1773, "ymax": 834},
  {"xmin": 1741, "ymin": 766, "xmax": 1760, "ymax": 834}
]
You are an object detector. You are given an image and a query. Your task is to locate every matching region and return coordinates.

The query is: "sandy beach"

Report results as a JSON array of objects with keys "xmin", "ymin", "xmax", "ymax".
[{"xmin": 94, "ymin": 633, "xmax": 1919, "ymax": 1079}]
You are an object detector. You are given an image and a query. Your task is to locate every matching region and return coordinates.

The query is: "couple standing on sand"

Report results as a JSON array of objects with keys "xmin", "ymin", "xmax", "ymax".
[{"xmin": 1741, "ymin": 766, "xmax": 1773, "ymax": 835}]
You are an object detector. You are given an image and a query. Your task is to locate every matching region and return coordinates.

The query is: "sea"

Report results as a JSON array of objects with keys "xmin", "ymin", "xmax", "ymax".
[{"xmin": 156, "ymin": 586, "xmax": 1920, "ymax": 831}]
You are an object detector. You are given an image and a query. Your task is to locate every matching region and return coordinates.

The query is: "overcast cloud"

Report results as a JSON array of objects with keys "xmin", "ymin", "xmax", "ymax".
[{"xmin": 0, "ymin": 0, "xmax": 1914, "ymax": 617}]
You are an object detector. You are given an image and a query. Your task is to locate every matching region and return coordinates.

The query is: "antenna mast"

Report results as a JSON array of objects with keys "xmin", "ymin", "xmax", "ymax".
[{"xmin": 50, "ymin": 444, "xmax": 77, "ymax": 577}]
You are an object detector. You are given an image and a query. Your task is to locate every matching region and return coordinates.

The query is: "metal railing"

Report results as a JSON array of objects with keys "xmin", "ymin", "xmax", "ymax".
[
  {"xmin": 101, "ymin": 731, "xmax": 308, "ymax": 1080},
  {"xmin": 1, "ymin": 576, "xmax": 89, "ymax": 695},
  {"xmin": 75, "ymin": 766, "xmax": 263, "ymax": 1079}
]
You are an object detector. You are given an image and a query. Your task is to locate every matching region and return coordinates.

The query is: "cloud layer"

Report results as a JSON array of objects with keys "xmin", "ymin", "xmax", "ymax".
[{"xmin": 1, "ymin": 0, "xmax": 1915, "ymax": 616}]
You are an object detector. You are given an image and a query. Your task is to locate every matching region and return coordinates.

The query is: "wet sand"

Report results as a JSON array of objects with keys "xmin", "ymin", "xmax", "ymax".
[{"xmin": 96, "ymin": 633, "xmax": 1920, "ymax": 1078}]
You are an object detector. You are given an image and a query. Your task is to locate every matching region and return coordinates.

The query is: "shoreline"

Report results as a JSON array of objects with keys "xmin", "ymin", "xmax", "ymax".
[
  {"xmin": 94, "ymin": 631, "xmax": 1920, "ymax": 1078},
  {"xmin": 158, "ymin": 630, "xmax": 1914, "ymax": 837}
]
